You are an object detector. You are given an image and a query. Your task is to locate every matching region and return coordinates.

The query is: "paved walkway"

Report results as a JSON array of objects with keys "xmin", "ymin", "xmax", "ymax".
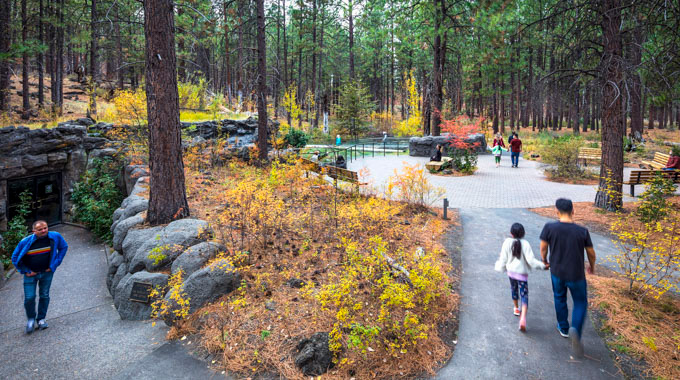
[
  {"xmin": 348, "ymin": 153, "xmax": 671, "ymax": 208},
  {"xmin": 0, "ymin": 153, "xmax": 657, "ymax": 379},
  {"xmin": 436, "ymin": 209, "xmax": 621, "ymax": 379},
  {"xmin": 0, "ymin": 225, "xmax": 216, "ymax": 380},
  {"xmin": 348, "ymin": 154, "xmax": 632, "ymax": 378}
]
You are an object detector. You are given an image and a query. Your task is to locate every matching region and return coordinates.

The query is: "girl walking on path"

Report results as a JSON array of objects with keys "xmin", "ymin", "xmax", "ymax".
[
  {"xmin": 489, "ymin": 144, "xmax": 508, "ymax": 167},
  {"xmin": 495, "ymin": 223, "xmax": 547, "ymax": 332},
  {"xmin": 491, "ymin": 133, "xmax": 507, "ymax": 167}
]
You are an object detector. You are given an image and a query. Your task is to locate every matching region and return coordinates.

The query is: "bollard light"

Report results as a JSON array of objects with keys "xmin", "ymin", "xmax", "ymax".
[{"xmin": 443, "ymin": 198, "xmax": 449, "ymax": 220}]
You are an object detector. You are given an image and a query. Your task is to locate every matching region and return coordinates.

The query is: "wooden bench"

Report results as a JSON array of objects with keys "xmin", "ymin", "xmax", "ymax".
[
  {"xmin": 578, "ymin": 147, "xmax": 601, "ymax": 166},
  {"xmin": 641, "ymin": 152, "xmax": 670, "ymax": 170},
  {"xmin": 300, "ymin": 157, "xmax": 322, "ymax": 174},
  {"xmin": 299, "ymin": 157, "xmax": 364, "ymax": 187},
  {"xmin": 425, "ymin": 156, "xmax": 453, "ymax": 172},
  {"xmin": 623, "ymin": 169, "xmax": 680, "ymax": 196}
]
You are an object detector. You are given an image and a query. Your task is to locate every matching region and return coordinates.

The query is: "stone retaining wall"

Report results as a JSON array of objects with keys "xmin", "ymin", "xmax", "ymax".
[
  {"xmin": 0, "ymin": 118, "xmax": 113, "ymax": 230},
  {"xmin": 107, "ymin": 165, "xmax": 240, "ymax": 322}
]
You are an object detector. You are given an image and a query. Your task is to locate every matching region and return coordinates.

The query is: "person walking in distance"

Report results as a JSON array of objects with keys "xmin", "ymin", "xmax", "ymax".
[
  {"xmin": 509, "ymin": 132, "xmax": 522, "ymax": 168},
  {"xmin": 11, "ymin": 220, "xmax": 68, "ymax": 334},
  {"xmin": 540, "ymin": 199, "xmax": 596, "ymax": 358}
]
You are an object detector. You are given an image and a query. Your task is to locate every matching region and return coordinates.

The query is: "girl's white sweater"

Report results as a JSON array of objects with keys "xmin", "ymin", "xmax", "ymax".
[{"xmin": 494, "ymin": 238, "xmax": 546, "ymax": 275}]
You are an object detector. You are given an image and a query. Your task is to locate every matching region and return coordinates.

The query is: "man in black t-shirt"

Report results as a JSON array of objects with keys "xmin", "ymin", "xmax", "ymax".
[{"xmin": 540, "ymin": 198, "xmax": 596, "ymax": 359}]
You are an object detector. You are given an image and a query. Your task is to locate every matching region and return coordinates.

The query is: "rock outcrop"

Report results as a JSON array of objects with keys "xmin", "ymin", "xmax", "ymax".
[
  {"xmin": 107, "ymin": 163, "xmax": 235, "ymax": 322},
  {"xmin": 409, "ymin": 133, "xmax": 487, "ymax": 157},
  {"xmin": 0, "ymin": 120, "xmax": 114, "ymax": 230}
]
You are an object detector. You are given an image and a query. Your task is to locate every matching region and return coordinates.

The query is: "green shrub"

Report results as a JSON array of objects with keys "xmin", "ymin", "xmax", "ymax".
[
  {"xmin": 539, "ymin": 134, "xmax": 588, "ymax": 179},
  {"xmin": 71, "ymin": 158, "xmax": 124, "ymax": 243},
  {"xmin": 635, "ymin": 175, "xmax": 676, "ymax": 224},
  {"xmin": 0, "ymin": 190, "xmax": 32, "ymax": 267},
  {"xmin": 448, "ymin": 148, "xmax": 477, "ymax": 174},
  {"xmin": 284, "ymin": 127, "xmax": 309, "ymax": 148}
]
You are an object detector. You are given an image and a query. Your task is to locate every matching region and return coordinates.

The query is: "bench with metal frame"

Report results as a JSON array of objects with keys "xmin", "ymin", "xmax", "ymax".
[{"xmin": 623, "ymin": 169, "xmax": 680, "ymax": 197}]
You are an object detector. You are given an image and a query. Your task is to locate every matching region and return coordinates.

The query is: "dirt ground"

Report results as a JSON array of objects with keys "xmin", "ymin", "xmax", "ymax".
[{"xmin": 2, "ymin": 73, "xmax": 97, "ymax": 126}]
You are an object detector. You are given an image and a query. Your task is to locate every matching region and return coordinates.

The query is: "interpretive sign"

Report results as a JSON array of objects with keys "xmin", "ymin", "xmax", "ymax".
[{"xmin": 129, "ymin": 281, "xmax": 153, "ymax": 303}]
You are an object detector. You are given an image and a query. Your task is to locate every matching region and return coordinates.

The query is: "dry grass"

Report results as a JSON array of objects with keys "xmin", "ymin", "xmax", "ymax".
[
  {"xmin": 590, "ymin": 273, "xmax": 680, "ymax": 380},
  {"xmin": 530, "ymin": 198, "xmax": 680, "ymax": 236},
  {"xmin": 170, "ymin": 159, "xmax": 460, "ymax": 379},
  {"xmin": 2, "ymin": 73, "xmax": 97, "ymax": 127}
]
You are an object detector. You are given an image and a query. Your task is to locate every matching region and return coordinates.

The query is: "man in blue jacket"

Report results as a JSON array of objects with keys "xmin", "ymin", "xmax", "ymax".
[{"xmin": 11, "ymin": 220, "xmax": 68, "ymax": 334}]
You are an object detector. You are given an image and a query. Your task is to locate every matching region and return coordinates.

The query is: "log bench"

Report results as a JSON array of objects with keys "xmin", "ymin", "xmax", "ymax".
[
  {"xmin": 640, "ymin": 152, "xmax": 670, "ymax": 170},
  {"xmin": 623, "ymin": 169, "xmax": 680, "ymax": 197},
  {"xmin": 425, "ymin": 156, "xmax": 453, "ymax": 172},
  {"xmin": 577, "ymin": 147, "xmax": 601, "ymax": 166}
]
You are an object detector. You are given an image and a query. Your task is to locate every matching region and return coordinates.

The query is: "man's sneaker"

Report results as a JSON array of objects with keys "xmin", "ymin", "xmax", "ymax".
[
  {"xmin": 26, "ymin": 319, "xmax": 35, "ymax": 334},
  {"xmin": 569, "ymin": 327, "xmax": 584, "ymax": 358},
  {"xmin": 557, "ymin": 325, "xmax": 569, "ymax": 338},
  {"xmin": 37, "ymin": 319, "xmax": 48, "ymax": 330},
  {"xmin": 513, "ymin": 307, "xmax": 520, "ymax": 316}
]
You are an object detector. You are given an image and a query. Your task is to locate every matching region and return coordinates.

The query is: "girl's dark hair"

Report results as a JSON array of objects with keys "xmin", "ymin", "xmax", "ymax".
[{"xmin": 510, "ymin": 223, "xmax": 525, "ymax": 259}]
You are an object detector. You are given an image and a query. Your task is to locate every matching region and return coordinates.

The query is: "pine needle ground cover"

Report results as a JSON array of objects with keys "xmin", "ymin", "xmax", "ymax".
[{"xmin": 173, "ymin": 156, "xmax": 459, "ymax": 379}]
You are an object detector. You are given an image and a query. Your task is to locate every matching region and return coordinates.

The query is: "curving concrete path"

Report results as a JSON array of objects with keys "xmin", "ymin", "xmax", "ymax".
[
  {"xmin": 435, "ymin": 208, "xmax": 621, "ymax": 379},
  {"xmin": 0, "ymin": 153, "xmax": 654, "ymax": 379},
  {"xmin": 0, "ymin": 225, "xmax": 217, "ymax": 380},
  {"xmin": 350, "ymin": 153, "xmax": 629, "ymax": 378}
]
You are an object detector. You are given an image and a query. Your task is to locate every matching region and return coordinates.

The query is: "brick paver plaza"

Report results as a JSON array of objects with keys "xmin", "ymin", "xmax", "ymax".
[{"xmin": 348, "ymin": 153, "xmax": 654, "ymax": 208}]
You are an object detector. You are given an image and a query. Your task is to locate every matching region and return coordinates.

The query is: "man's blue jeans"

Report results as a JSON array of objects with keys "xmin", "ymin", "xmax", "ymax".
[
  {"xmin": 511, "ymin": 152, "xmax": 520, "ymax": 167},
  {"xmin": 23, "ymin": 271, "xmax": 54, "ymax": 320},
  {"xmin": 551, "ymin": 274, "xmax": 588, "ymax": 337}
]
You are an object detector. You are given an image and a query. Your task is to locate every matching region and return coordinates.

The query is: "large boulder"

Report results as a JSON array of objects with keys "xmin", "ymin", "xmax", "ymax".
[
  {"xmin": 295, "ymin": 332, "xmax": 333, "ymax": 376},
  {"xmin": 109, "ymin": 262, "xmax": 129, "ymax": 296},
  {"xmin": 112, "ymin": 213, "xmax": 145, "ymax": 252},
  {"xmin": 121, "ymin": 225, "xmax": 164, "ymax": 262},
  {"xmin": 163, "ymin": 258, "xmax": 241, "ymax": 326},
  {"xmin": 171, "ymin": 242, "xmax": 226, "ymax": 277},
  {"xmin": 114, "ymin": 271, "xmax": 169, "ymax": 320},
  {"xmin": 127, "ymin": 219, "xmax": 213, "ymax": 273},
  {"xmin": 107, "ymin": 251, "xmax": 125, "ymax": 291}
]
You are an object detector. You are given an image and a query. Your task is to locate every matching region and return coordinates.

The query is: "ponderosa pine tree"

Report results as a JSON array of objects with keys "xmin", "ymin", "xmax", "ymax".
[{"xmin": 144, "ymin": 0, "xmax": 190, "ymax": 225}]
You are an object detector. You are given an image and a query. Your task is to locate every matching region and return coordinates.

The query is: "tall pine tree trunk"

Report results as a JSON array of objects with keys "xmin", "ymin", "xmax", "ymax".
[
  {"xmin": 348, "ymin": 0, "xmax": 354, "ymax": 79},
  {"xmin": 0, "ymin": 0, "xmax": 9, "ymax": 111},
  {"xmin": 89, "ymin": 0, "xmax": 98, "ymax": 117},
  {"xmin": 22, "ymin": 0, "xmax": 30, "ymax": 119},
  {"xmin": 595, "ymin": 0, "xmax": 624, "ymax": 211},
  {"xmin": 256, "ymin": 0, "xmax": 268, "ymax": 160},
  {"xmin": 38, "ymin": 0, "xmax": 44, "ymax": 106},
  {"xmin": 144, "ymin": 0, "xmax": 189, "ymax": 225}
]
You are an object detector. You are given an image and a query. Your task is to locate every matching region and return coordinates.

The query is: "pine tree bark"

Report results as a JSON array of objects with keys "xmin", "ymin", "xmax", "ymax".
[
  {"xmin": 430, "ymin": 0, "xmax": 443, "ymax": 136},
  {"xmin": 348, "ymin": 0, "xmax": 355, "ymax": 79},
  {"xmin": 256, "ymin": 0, "xmax": 268, "ymax": 160},
  {"xmin": 38, "ymin": 0, "xmax": 44, "ymax": 106},
  {"xmin": 22, "ymin": 0, "xmax": 30, "ymax": 119},
  {"xmin": 310, "ymin": 0, "xmax": 317, "ymax": 128},
  {"xmin": 89, "ymin": 0, "xmax": 98, "ymax": 117},
  {"xmin": 223, "ymin": 0, "xmax": 232, "ymax": 102},
  {"xmin": 594, "ymin": 0, "xmax": 624, "ymax": 211},
  {"xmin": 0, "ymin": 0, "xmax": 9, "ymax": 111},
  {"xmin": 115, "ymin": 2, "xmax": 123, "ymax": 89},
  {"xmin": 144, "ymin": 0, "xmax": 190, "ymax": 225}
]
